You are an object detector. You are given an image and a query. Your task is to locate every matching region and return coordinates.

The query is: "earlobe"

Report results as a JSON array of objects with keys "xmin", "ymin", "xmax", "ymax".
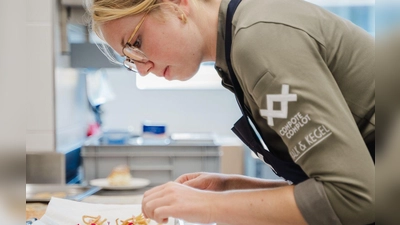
[{"xmin": 180, "ymin": 13, "xmax": 187, "ymax": 23}]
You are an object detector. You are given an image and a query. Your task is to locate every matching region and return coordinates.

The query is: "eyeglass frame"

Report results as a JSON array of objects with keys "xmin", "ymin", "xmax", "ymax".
[{"xmin": 122, "ymin": 11, "xmax": 150, "ymax": 72}]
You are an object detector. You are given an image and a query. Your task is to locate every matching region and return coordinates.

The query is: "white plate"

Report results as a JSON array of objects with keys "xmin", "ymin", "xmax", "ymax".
[
  {"xmin": 89, "ymin": 178, "xmax": 151, "ymax": 190},
  {"xmin": 33, "ymin": 198, "xmax": 175, "ymax": 225}
]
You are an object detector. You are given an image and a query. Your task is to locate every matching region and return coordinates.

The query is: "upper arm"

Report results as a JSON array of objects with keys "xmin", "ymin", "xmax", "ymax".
[{"xmin": 231, "ymin": 23, "xmax": 375, "ymax": 224}]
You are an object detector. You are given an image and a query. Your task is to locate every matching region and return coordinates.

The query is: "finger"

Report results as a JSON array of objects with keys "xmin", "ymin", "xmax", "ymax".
[
  {"xmin": 175, "ymin": 173, "xmax": 201, "ymax": 183},
  {"xmin": 175, "ymin": 174, "xmax": 191, "ymax": 183},
  {"xmin": 142, "ymin": 185, "xmax": 169, "ymax": 218},
  {"xmin": 143, "ymin": 192, "xmax": 175, "ymax": 221},
  {"xmin": 182, "ymin": 178, "xmax": 203, "ymax": 188},
  {"xmin": 142, "ymin": 183, "xmax": 175, "ymax": 207},
  {"xmin": 162, "ymin": 217, "xmax": 169, "ymax": 224},
  {"xmin": 152, "ymin": 206, "xmax": 173, "ymax": 224},
  {"xmin": 142, "ymin": 190, "xmax": 167, "ymax": 216},
  {"xmin": 143, "ymin": 182, "xmax": 184, "ymax": 219},
  {"xmin": 145, "ymin": 182, "xmax": 180, "ymax": 200},
  {"xmin": 153, "ymin": 204, "xmax": 194, "ymax": 223},
  {"xmin": 141, "ymin": 204, "xmax": 148, "ymax": 219},
  {"xmin": 143, "ymin": 183, "xmax": 168, "ymax": 197}
]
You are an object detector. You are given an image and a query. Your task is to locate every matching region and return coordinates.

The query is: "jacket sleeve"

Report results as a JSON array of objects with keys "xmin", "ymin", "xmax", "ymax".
[{"xmin": 231, "ymin": 23, "xmax": 375, "ymax": 225}]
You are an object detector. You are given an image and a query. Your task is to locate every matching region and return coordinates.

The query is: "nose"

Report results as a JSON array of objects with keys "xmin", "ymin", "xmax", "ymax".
[{"xmin": 136, "ymin": 61, "xmax": 154, "ymax": 76}]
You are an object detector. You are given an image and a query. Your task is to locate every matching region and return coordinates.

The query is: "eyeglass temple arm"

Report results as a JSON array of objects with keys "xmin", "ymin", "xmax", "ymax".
[{"xmin": 127, "ymin": 12, "xmax": 149, "ymax": 43}]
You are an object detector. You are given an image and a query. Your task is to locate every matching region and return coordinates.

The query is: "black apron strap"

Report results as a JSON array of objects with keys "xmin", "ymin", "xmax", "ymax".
[
  {"xmin": 225, "ymin": 0, "xmax": 246, "ymax": 115},
  {"xmin": 225, "ymin": 0, "xmax": 308, "ymax": 184},
  {"xmin": 357, "ymin": 106, "xmax": 375, "ymax": 162}
]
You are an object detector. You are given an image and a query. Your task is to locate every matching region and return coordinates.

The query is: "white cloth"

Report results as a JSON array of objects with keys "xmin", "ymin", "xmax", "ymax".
[{"xmin": 32, "ymin": 197, "xmax": 175, "ymax": 225}]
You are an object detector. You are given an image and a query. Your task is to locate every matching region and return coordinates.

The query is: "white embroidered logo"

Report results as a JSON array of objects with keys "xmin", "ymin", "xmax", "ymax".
[{"xmin": 260, "ymin": 84, "xmax": 297, "ymax": 126}]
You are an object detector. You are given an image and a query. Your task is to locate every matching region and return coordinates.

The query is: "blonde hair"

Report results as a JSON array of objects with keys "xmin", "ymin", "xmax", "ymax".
[{"xmin": 84, "ymin": 0, "xmax": 188, "ymax": 65}]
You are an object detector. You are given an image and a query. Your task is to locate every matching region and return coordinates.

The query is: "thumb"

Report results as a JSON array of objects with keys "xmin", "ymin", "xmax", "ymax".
[
  {"xmin": 175, "ymin": 175, "xmax": 189, "ymax": 184},
  {"xmin": 182, "ymin": 178, "xmax": 203, "ymax": 188},
  {"xmin": 175, "ymin": 173, "xmax": 201, "ymax": 183}
]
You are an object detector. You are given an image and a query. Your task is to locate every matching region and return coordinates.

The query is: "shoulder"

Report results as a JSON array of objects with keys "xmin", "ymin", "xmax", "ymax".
[
  {"xmin": 231, "ymin": 0, "xmax": 369, "ymax": 51},
  {"xmin": 230, "ymin": 22, "xmax": 324, "ymax": 95}
]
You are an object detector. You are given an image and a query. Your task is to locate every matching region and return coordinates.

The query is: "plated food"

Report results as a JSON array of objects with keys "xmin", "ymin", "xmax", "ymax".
[
  {"xmin": 32, "ymin": 191, "xmax": 67, "ymax": 199},
  {"xmin": 107, "ymin": 165, "xmax": 133, "ymax": 186},
  {"xmin": 90, "ymin": 165, "xmax": 150, "ymax": 190},
  {"xmin": 26, "ymin": 203, "xmax": 47, "ymax": 220},
  {"xmin": 30, "ymin": 197, "xmax": 173, "ymax": 225},
  {"xmin": 81, "ymin": 213, "xmax": 160, "ymax": 225}
]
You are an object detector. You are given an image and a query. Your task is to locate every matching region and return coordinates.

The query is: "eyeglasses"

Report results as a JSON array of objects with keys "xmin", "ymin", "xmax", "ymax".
[{"xmin": 122, "ymin": 12, "xmax": 149, "ymax": 72}]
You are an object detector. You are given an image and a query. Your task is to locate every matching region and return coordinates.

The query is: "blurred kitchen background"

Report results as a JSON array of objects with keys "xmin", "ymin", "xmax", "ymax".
[{"xmin": 23, "ymin": 0, "xmax": 383, "ymax": 187}]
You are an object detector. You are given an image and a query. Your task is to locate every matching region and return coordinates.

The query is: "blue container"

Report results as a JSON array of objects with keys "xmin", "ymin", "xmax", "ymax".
[
  {"xmin": 143, "ymin": 124, "xmax": 166, "ymax": 134},
  {"xmin": 142, "ymin": 121, "xmax": 167, "ymax": 137},
  {"xmin": 102, "ymin": 130, "xmax": 131, "ymax": 145}
]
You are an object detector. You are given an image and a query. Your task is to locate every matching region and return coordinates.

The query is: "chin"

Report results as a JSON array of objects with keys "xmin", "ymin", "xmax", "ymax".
[
  {"xmin": 178, "ymin": 76, "xmax": 194, "ymax": 81},
  {"xmin": 182, "ymin": 70, "xmax": 200, "ymax": 81},
  {"xmin": 167, "ymin": 73, "xmax": 196, "ymax": 81},
  {"xmin": 166, "ymin": 65, "xmax": 199, "ymax": 81}
]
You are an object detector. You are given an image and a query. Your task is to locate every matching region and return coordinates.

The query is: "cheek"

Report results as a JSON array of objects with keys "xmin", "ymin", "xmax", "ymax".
[
  {"xmin": 144, "ymin": 24, "xmax": 193, "ymax": 62},
  {"xmin": 145, "ymin": 39, "xmax": 186, "ymax": 65},
  {"xmin": 143, "ymin": 32, "xmax": 173, "ymax": 60}
]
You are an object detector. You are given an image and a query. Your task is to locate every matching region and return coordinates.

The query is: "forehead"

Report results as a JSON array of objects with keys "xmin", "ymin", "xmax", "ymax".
[{"xmin": 100, "ymin": 15, "xmax": 139, "ymax": 55}]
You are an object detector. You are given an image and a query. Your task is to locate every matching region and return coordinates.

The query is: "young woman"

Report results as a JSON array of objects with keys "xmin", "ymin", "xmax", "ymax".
[{"xmin": 85, "ymin": 0, "xmax": 375, "ymax": 224}]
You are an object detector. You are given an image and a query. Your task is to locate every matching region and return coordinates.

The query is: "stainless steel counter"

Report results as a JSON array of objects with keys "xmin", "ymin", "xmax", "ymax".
[
  {"xmin": 26, "ymin": 184, "xmax": 152, "ymax": 204},
  {"xmin": 26, "ymin": 184, "xmax": 101, "ymax": 202},
  {"xmin": 94, "ymin": 186, "xmax": 152, "ymax": 196}
]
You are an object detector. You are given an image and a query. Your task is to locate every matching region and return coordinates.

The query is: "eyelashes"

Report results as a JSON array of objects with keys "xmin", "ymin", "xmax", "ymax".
[{"xmin": 133, "ymin": 36, "xmax": 142, "ymax": 48}]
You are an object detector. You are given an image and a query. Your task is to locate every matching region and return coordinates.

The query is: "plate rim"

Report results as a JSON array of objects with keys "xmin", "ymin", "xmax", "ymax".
[{"xmin": 89, "ymin": 177, "xmax": 151, "ymax": 190}]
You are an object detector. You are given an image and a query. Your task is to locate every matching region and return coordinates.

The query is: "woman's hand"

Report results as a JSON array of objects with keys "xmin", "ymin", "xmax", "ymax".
[
  {"xmin": 175, "ymin": 172, "xmax": 230, "ymax": 191},
  {"xmin": 141, "ymin": 182, "xmax": 216, "ymax": 224}
]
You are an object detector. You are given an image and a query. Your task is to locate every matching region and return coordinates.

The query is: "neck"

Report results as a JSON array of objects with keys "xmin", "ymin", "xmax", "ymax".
[{"xmin": 194, "ymin": 0, "xmax": 223, "ymax": 62}]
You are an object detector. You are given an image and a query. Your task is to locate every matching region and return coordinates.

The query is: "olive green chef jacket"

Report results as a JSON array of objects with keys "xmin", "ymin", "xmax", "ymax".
[{"xmin": 214, "ymin": 0, "xmax": 375, "ymax": 224}]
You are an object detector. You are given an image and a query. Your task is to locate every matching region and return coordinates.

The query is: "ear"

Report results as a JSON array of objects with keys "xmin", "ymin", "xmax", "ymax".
[
  {"xmin": 159, "ymin": 0, "xmax": 190, "ymax": 15},
  {"xmin": 177, "ymin": 0, "xmax": 190, "ymax": 15}
]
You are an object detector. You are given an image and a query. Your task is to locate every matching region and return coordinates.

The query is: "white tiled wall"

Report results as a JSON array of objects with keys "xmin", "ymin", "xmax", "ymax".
[
  {"xmin": 0, "ymin": 1, "xmax": 27, "ymax": 152},
  {"xmin": 23, "ymin": 0, "xmax": 103, "ymax": 153},
  {"xmin": 27, "ymin": 0, "xmax": 52, "ymax": 22},
  {"xmin": 25, "ymin": 0, "xmax": 55, "ymax": 152},
  {"xmin": 26, "ymin": 132, "xmax": 55, "ymax": 152},
  {"xmin": 26, "ymin": 25, "xmax": 54, "ymax": 131}
]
